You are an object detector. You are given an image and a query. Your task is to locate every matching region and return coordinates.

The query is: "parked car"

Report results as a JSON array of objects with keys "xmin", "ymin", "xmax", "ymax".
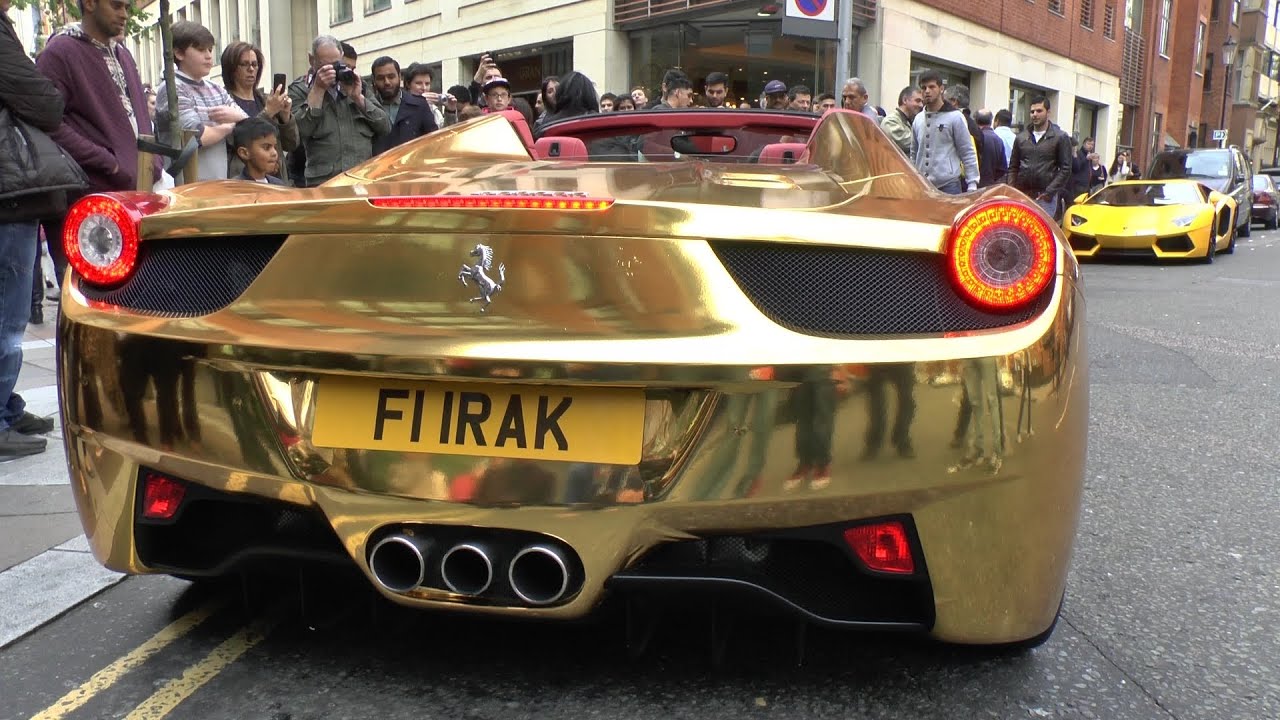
[
  {"xmin": 1063, "ymin": 179, "xmax": 1238, "ymax": 261},
  {"xmin": 1252, "ymin": 174, "xmax": 1280, "ymax": 229},
  {"xmin": 1147, "ymin": 146, "xmax": 1253, "ymax": 237},
  {"xmin": 55, "ymin": 109, "xmax": 1087, "ymax": 650}
]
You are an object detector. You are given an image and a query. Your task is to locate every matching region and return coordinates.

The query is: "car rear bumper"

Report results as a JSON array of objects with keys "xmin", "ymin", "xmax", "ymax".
[{"xmin": 57, "ymin": 275, "xmax": 1086, "ymax": 644}]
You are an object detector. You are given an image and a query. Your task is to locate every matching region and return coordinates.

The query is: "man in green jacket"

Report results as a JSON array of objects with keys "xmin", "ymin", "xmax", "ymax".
[
  {"xmin": 288, "ymin": 35, "xmax": 390, "ymax": 186},
  {"xmin": 879, "ymin": 85, "xmax": 922, "ymax": 158}
]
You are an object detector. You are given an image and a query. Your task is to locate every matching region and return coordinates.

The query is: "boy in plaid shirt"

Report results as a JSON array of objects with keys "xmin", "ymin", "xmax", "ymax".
[{"xmin": 155, "ymin": 21, "xmax": 246, "ymax": 182}]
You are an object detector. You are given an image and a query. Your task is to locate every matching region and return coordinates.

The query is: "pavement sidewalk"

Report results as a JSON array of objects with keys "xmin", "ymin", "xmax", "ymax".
[{"xmin": 0, "ymin": 293, "xmax": 126, "ymax": 649}]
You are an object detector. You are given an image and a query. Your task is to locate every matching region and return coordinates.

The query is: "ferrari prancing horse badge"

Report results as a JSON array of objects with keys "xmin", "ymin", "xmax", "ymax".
[{"xmin": 458, "ymin": 244, "xmax": 506, "ymax": 312}]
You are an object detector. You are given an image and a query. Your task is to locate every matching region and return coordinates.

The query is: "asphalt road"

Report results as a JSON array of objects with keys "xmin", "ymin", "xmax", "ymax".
[{"xmin": 3, "ymin": 230, "xmax": 1279, "ymax": 720}]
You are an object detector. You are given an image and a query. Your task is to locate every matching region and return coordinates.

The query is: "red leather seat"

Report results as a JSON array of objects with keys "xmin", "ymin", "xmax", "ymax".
[
  {"xmin": 534, "ymin": 136, "xmax": 588, "ymax": 161},
  {"xmin": 757, "ymin": 142, "xmax": 809, "ymax": 164},
  {"xmin": 495, "ymin": 109, "xmax": 536, "ymax": 156}
]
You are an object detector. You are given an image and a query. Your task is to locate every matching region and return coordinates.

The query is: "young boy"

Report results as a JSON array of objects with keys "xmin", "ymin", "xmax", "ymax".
[
  {"xmin": 232, "ymin": 118, "xmax": 284, "ymax": 185},
  {"xmin": 154, "ymin": 21, "xmax": 247, "ymax": 182}
]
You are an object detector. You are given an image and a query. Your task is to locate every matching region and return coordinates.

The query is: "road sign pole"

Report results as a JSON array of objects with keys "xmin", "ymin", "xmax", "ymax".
[{"xmin": 836, "ymin": 0, "xmax": 853, "ymax": 97}]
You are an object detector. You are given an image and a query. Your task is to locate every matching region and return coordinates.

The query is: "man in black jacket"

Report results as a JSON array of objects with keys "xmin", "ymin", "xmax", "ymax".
[
  {"xmin": 370, "ymin": 56, "xmax": 438, "ymax": 155},
  {"xmin": 1008, "ymin": 96, "xmax": 1073, "ymax": 220},
  {"xmin": 0, "ymin": 0, "xmax": 65, "ymax": 456}
]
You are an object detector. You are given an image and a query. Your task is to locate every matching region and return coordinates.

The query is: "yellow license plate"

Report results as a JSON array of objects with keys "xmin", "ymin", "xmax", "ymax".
[{"xmin": 312, "ymin": 378, "xmax": 645, "ymax": 465}]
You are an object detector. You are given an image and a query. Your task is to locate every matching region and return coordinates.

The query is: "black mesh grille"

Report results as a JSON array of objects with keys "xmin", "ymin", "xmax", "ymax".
[
  {"xmin": 78, "ymin": 236, "xmax": 286, "ymax": 317},
  {"xmin": 711, "ymin": 241, "xmax": 1052, "ymax": 337}
]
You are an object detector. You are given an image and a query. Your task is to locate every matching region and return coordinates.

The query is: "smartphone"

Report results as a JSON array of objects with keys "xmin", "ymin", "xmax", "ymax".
[{"xmin": 273, "ymin": 73, "xmax": 287, "ymax": 92}]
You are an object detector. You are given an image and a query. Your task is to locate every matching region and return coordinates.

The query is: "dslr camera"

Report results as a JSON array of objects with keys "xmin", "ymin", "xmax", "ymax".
[{"xmin": 330, "ymin": 61, "xmax": 357, "ymax": 84}]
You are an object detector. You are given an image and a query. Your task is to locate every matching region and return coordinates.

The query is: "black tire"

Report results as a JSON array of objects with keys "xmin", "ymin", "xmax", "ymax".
[
  {"xmin": 1224, "ymin": 225, "xmax": 1237, "ymax": 254},
  {"xmin": 1240, "ymin": 215, "xmax": 1252, "ymax": 237},
  {"xmin": 1270, "ymin": 210, "xmax": 1278, "ymax": 230},
  {"xmin": 1203, "ymin": 235, "xmax": 1217, "ymax": 263}
]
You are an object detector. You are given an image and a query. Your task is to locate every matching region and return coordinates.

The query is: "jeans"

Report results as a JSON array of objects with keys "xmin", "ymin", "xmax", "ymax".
[
  {"xmin": 935, "ymin": 178, "xmax": 965, "ymax": 195},
  {"xmin": 39, "ymin": 198, "xmax": 76, "ymax": 288},
  {"xmin": 0, "ymin": 222, "xmax": 37, "ymax": 429},
  {"xmin": 1034, "ymin": 197, "xmax": 1058, "ymax": 219}
]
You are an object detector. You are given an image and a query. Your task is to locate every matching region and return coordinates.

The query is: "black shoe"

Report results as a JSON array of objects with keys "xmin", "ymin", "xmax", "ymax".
[
  {"xmin": 45, "ymin": 291, "xmax": 59, "ymax": 303},
  {"xmin": 29, "ymin": 305, "xmax": 43, "ymax": 325},
  {"xmin": 10, "ymin": 411, "xmax": 54, "ymax": 435},
  {"xmin": 0, "ymin": 429, "xmax": 46, "ymax": 456}
]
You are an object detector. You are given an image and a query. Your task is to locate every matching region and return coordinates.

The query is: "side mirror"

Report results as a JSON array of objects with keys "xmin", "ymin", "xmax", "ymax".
[
  {"xmin": 1074, "ymin": 193, "xmax": 1088, "ymax": 205},
  {"xmin": 1235, "ymin": 175, "xmax": 1247, "ymax": 185}
]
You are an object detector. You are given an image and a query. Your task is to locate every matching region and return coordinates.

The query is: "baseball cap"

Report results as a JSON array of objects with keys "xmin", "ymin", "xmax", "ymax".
[
  {"xmin": 764, "ymin": 79, "xmax": 787, "ymax": 95},
  {"xmin": 482, "ymin": 77, "xmax": 511, "ymax": 94}
]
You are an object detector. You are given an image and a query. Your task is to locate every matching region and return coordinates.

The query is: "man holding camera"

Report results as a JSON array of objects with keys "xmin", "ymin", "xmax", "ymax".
[{"xmin": 288, "ymin": 35, "xmax": 389, "ymax": 186}]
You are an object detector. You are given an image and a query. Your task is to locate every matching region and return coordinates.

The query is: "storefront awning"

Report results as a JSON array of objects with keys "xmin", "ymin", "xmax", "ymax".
[{"xmin": 1163, "ymin": 134, "xmax": 1181, "ymax": 149}]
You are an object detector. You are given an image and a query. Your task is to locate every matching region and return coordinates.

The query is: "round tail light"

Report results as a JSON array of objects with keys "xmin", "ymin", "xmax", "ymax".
[
  {"xmin": 946, "ymin": 200, "xmax": 1057, "ymax": 312},
  {"xmin": 63, "ymin": 193, "xmax": 166, "ymax": 287}
]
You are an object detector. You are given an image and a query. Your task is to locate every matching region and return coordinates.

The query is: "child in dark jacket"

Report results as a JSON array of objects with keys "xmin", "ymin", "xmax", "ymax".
[{"xmin": 232, "ymin": 118, "xmax": 285, "ymax": 185}]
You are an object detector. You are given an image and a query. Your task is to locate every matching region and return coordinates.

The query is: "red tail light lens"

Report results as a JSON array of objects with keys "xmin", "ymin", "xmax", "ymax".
[
  {"xmin": 141, "ymin": 473, "xmax": 186, "ymax": 520},
  {"xmin": 947, "ymin": 200, "xmax": 1056, "ymax": 312},
  {"xmin": 1255, "ymin": 192, "xmax": 1272, "ymax": 204},
  {"xmin": 63, "ymin": 193, "xmax": 167, "ymax": 287},
  {"xmin": 369, "ymin": 194, "xmax": 614, "ymax": 210},
  {"xmin": 844, "ymin": 520, "xmax": 915, "ymax": 574}
]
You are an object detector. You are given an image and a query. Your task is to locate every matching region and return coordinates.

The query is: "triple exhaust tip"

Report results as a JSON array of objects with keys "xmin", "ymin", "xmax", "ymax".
[{"xmin": 368, "ymin": 534, "xmax": 572, "ymax": 606}]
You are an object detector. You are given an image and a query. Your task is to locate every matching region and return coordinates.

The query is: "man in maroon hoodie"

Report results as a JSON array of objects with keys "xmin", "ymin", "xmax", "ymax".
[{"xmin": 36, "ymin": 0, "xmax": 155, "ymax": 285}]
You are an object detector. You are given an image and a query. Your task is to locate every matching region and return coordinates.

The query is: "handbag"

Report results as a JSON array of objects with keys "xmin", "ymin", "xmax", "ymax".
[{"xmin": 0, "ymin": 106, "xmax": 88, "ymax": 200}]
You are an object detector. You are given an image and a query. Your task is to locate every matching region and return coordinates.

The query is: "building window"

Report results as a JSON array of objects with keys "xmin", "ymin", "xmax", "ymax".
[
  {"xmin": 1194, "ymin": 21, "xmax": 1206, "ymax": 75},
  {"xmin": 1205, "ymin": 53, "xmax": 1214, "ymax": 90},
  {"xmin": 1232, "ymin": 0, "xmax": 1240, "ymax": 23},
  {"xmin": 1125, "ymin": 0, "xmax": 1142, "ymax": 29},
  {"xmin": 1081, "ymin": 0, "xmax": 1094, "ymax": 28},
  {"xmin": 365, "ymin": 0, "xmax": 391, "ymax": 13},
  {"xmin": 1158, "ymin": 0, "xmax": 1172, "ymax": 55},
  {"xmin": 1198, "ymin": 123, "xmax": 1209, "ymax": 147},
  {"xmin": 1049, "ymin": 0, "xmax": 1064, "ymax": 14},
  {"xmin": 1152, "ymin": 112, "xmax": 1163, "ymax": 155},
  {"xmin": 1211, "ymin": 0, "xmax": 1220, "ymax": 20},
  {"xmin": 1104, "ymin": 1, "xmax": 1117, "ymax": 37},
  {"xmin": 332, "ymin": 0, "xmax": 352, "ymax": 24}
]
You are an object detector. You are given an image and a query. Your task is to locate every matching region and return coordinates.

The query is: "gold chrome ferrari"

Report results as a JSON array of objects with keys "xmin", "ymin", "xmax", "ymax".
[
  {"xmin": 1063, "ymin": 179, "xmax": 1238, "ymax": 261},
  {"xmin": 57, "ymin": 109, "xmax": 1087, "ymax": 649}
]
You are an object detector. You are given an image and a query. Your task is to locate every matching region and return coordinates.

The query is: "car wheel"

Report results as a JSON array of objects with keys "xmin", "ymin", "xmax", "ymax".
[
  {"xmin": 1270, "ymin": 210, "xmax": 1279, "ymax": 230},
  {"xmin": 1240, "ymin": 217, "xmax": 1252, "ymax": 237},
  {"xmin": 1225, "ymin": 225, "xmax": 1237, "ymax": 254},
  {"xmin": 1203, "ymin": 235, "xmax": 1217, "ymax": 263}
]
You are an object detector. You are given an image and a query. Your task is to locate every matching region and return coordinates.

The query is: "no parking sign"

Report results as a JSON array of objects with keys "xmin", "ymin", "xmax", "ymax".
[{"xmin": 782, "ymin": 0, "xmax": 839, "ymax": 38}]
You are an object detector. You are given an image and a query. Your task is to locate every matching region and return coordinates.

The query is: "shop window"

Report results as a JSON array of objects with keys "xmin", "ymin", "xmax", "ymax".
[
  {"xmin": 909, "ymin": 55, "xmax": 972, "ymax": 93},
  {"xmin": 332, "ymin": 0, "xmax": 352, "ymax": 24},
  {"xmin": 1009, "ymin": 82, "xmax": 1050, "ymax": 126},
  {"xmin": 365, "ymin": 0, "xmax": 391, "ymax": 14}
]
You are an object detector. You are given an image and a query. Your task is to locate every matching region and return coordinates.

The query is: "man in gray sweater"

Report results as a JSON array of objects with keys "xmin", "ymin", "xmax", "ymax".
[{"xmin": 910, "ymin": 70, "xmax": 979, "ymax": 194}]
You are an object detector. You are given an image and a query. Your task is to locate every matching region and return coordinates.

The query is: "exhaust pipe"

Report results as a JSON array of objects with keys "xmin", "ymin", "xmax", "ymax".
[
  {"xmin": 440, "ymin": 543, "xmax": 494, "ymax": 596},
  {"xmin": 508, "ymin": 544, "xmax": 571, "ymax": 606},
  {"xmin": 368, "ymin": 534, "xmax": 431, "ymax": 593}
]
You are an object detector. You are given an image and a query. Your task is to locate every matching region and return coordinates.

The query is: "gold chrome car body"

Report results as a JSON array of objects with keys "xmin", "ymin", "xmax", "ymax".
[
  {"xmin": 1064, "ymin": 179, "xmax": 1237, "ymax": 260},
  {"xmin": 58, "ymin": 111, "xmax": 1087, "ymax": 645}
]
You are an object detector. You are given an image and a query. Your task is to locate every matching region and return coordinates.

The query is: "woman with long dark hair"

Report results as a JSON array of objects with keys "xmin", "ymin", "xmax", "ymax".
[
  {"xmin": 532, "ymin": 71, "xmax": 599, "ymax": 137},
  {"xmin": 220, "ymin": 41, "xmax": 298, "ymax": 179}
]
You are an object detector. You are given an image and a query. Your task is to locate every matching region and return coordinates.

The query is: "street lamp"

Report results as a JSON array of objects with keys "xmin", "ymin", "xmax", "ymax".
[{"xmin": 1221, "ymin": 36, "xmax": 1238, "ymax": 148}]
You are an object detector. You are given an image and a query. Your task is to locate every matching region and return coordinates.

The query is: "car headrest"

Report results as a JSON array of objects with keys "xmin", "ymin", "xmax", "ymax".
[
  {"xmin": 534, "ymin": 136, "xmax": 588, "ymax": 161},
  {"xmin": 757, "ymin": 142, "xmax": 809, "ymax": 164},
  {"xmin": 495, "ymin": 109, "xmax": 536, "ymax": 156}
]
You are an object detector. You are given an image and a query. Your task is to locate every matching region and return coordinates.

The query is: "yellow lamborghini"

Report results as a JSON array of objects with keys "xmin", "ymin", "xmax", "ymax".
[
  {"xmin": 56, "ymin": 109, "xmax": 1087, "ymax": 651},
  {"xmin": 1063, "ymin": 179, "xmax": 1238, "ymax": 261}
]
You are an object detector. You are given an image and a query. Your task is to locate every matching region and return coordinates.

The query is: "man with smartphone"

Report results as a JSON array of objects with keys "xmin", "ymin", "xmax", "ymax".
[{"xmin": 287, "ymin": 34, "xmax": 390, "ymax": 186}]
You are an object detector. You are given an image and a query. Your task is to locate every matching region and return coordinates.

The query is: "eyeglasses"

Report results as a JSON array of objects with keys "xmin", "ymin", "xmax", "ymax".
[{"xmin": 489, "ymin": 92, "xmax": 511, "ymax": 100}]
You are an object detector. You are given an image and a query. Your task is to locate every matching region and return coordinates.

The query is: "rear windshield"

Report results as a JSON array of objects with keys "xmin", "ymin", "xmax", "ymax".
[
  {"xmin": 1253, "ymin": 175, "xmax": 1272, "ymax": 191},
  {"xmin": 1088, "ymin": 183, "xmax": 1204, "ymax": 207},
  {"xmin": 1149, "ymin": 151, "xmax": 1231, "ymax": 180}
]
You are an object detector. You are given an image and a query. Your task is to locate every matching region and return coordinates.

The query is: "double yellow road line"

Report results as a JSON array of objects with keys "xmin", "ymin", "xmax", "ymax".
[{"xmin": 31, "ymin": 598, "xmax": 275, "ymax": 720}]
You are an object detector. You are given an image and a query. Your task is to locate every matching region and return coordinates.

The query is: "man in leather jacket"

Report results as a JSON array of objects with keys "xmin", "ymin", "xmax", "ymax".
[
  {"xmin": 1008, "ymin": 95, "xmax": 1073, "ymax": 220},
  {"xmin": 0, "ymin": 0, "xmax": 66, "ymax": 455}
]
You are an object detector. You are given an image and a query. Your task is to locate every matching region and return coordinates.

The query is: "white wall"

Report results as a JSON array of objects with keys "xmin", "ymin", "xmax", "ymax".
[{"xmin": 867, "ymin": 0, "xmax": 1122, "ymax": 161}]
